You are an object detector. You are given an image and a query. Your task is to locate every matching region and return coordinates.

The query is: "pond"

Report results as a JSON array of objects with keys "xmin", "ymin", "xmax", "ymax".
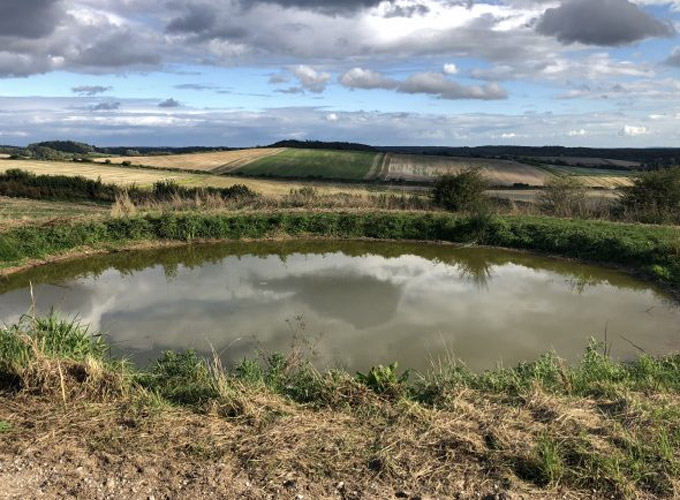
[{"xmin": 0, "ymin": 241, "xmax": 678, "ymax": 372}]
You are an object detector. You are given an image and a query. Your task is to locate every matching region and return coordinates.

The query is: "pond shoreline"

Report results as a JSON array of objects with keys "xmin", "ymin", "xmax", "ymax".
[{"xmin": 1, "ymin": 212, "xmax": 679, "ymax": 301}]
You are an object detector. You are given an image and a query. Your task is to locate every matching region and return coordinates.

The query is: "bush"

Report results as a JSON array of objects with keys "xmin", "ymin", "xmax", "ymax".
[
  {"xmin": 432, "ymin": 168, "xmax": 489, "ymax": 212},
  {"xmin": 619, "ymin": 167, "xmax": 680, "ymax": 223},
  {"xmin": 538, "ymin": 176, "xmax": 587, "ymax": 218}
]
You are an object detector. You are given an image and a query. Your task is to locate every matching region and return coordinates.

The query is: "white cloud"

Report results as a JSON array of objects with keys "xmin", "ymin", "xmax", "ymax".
[
  {"xmin": 443, "ymin": 63, "xmax": 458, "ymax": 75},
  {"xmin": 339, "ymin": 67, "xmax": 399, "ymax": 89},
  {"xmin": 619, "ymin": 125, "xmax": 649, "ymax": 136},
  {"xmin": 567, "ymin": 129, "xmax": 587, "ymax": 136},
  {"xmin": 291, "ymin": 65, "xmax": 331, "ymax": 93},
  {"xmin": 326, "ymin": 113, "xmax": 339, "ymax": 121}
]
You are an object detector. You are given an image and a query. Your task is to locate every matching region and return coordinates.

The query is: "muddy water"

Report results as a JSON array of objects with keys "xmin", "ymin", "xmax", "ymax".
[{"xmin": 0, "ymin": 241, "xmax": 678, "ymax": 372}]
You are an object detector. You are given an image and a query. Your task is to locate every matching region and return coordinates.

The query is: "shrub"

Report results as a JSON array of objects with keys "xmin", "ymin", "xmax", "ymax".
[
  {"xmin": 619, "ymin": 167, "xmax": 680, "ymax": 223},
  {"xmin": 538, "ymin": 176, "xmax": 587, "ymax": 218},
  {"xmin": 432, "ymin": 168, "xmax": 489, "ymax": 212}
]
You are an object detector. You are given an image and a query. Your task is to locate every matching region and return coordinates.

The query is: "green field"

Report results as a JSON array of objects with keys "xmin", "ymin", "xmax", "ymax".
[{"xmin": 234, "ymin": 148, "xmax": 378, "ymax": 180}]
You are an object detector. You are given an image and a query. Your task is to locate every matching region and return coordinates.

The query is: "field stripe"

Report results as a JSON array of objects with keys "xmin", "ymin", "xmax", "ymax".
[
  {"xmin": 378, "ymin": 153, "xmax": 391, "ymax": 180},
  {"xmin": 364, "ymin": 153, "xmax": 384, "ymax": 180},
  {"xmin": 211, "ymin": 148, "xmax": 288, "ymax": 175}
]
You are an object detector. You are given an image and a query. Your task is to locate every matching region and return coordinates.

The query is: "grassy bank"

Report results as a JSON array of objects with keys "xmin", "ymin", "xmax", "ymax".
[
  {"xmin": 1, "ymin": 212, "xmax": 679, "ymax": 290},
  {"xmin": 1, "ymin": 314, "xmax": 679, "ymax": 499}
]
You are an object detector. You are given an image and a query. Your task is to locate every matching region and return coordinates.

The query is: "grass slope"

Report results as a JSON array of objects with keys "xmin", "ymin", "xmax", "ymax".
[{"xmin": 235, "ymin": 149, "xmax": 378, "ymax": 180}]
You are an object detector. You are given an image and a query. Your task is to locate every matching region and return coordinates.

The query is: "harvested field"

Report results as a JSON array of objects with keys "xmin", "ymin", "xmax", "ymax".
[
  {"xmin": 236, "ymin": 148, "xmax": 378, "ymax": 180},
  {"xmin": 386, "ymin": 154, "xmax": 551, "ymax": 186},
  {"xmin": 96, "ymin": 148, "xmax": 287, "ymax": 173},
  {"xmin": 0, "ymin": 196, "xmax": 106, "ymax": 230},
  {"xmin": 0, "ymin": 159, "xmax": 383, "ymax": 197}
]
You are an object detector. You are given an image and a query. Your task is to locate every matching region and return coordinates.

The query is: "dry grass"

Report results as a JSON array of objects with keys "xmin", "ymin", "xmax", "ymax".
[
  {"xmin": 386, "ymin": 154, "xmax": 551, "ymax": 187},
  {"xmin": 0, "ymin": 196, "xmax": 107, "ymax": 230},
  {"xmin": 97, "ymin": 148, "xmax": 288, "ymax": 173},
  {"xmin": 2, "ymin": 366, "xmax": 678, "ymax": 500}
]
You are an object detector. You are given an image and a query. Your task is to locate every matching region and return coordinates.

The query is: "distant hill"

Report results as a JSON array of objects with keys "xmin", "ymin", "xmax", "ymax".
[
  {"xmin": 29, "ymin": 141, "xmax": 95, "ymax": 154},
  {"xmin": 268, "ymin": 140, "xmax": 376, "ymax": 152},
  {"xmin": 378, "ymin": 146, "xmax": 680, "ymax": 168}
]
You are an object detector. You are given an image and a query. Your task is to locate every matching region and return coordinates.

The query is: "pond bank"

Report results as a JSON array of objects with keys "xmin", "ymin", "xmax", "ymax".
[{"xmin": 1, "ymin": 212, "xmax": 679, "ymax": 294}]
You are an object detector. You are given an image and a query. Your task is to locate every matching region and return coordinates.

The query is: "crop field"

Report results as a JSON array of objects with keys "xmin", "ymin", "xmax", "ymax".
[
  {"xmin": 96, "ymin": 148, "xmax": 287, "ymax": 173},
  {"xmin": 234, "ymin": 148, "xmax": 379, "ymax": 180},
  {"xmin": 384, "ymin": 154, "xmax": 551, "ymax": 186}
]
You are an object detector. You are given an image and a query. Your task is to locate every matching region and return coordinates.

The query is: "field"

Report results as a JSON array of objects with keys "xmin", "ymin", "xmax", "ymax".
[
  {"xmin": 234, "ymin": 148, "xmax": 379, "ymax": 180},
  {"xmin": 543, "ymin": 164, "xmax": 634, "ymax": 188},
  {"xmin": 384, "ymin": 154, "xmax": 551, "ymax": 186},
  {"xmin": 0, "ymin": 196, "xmax": 106, "ymax": 230},
  {"xmin": 538, "ymin": 156, "xmax": 641, "ymax": 168},
  {"xmin": 0, "ymin": 158, "xmax": 377, "ymax": 197},
  {"xmin": 96, "ymin": 148, "xmax": 287, "ymax": 173}
]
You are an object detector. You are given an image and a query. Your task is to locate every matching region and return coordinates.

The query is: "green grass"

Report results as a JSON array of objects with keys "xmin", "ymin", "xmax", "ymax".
[{"xmin": 235, "ymin": 148, "xmax": 378, "ymax": 180}]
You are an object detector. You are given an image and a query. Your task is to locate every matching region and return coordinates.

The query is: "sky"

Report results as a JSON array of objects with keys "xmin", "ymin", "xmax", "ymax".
[{"xmin": 1, "ymin": 0, "xmax": 680, "ymax": 147}]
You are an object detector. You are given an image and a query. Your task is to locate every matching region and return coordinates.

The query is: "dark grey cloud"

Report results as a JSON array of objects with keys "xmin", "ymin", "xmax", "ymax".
[
  {"xmin": 158, "ymin": 98, "xmax": 181, "ymax": 107},
  {"xmin": 0, "ymin": 0, "xmax": 63, "ymax": 39},
  {"xmin": 92, "ymin": 102, "xmax": 121, "ymax": 111},
  {"xmin": 166, "ymin": 4, "xmax": 217, "ymax": 33},
  {"xmin": 536, "ymin": 0, "xmax": 674, "ymax": 46},
  {"xmin": 72, "ymin": 86, "xmax": 112, "ymax": 96},
  {"xmin": 665, "ymin": 47, "xmax": 680, "ymax": 67},
  {"xmin": 251, "ymin": 0, "xmax": 384, "ymax": 14},
  {"xmin": 383, "ymin": 3, "xmax": 430, "ymax": 18},
  {"xmin": 74, "ymin": 32, "xmax": 162, "ymax": 69},
  {"xmin": 397, "ymin": 72, "xmax": 507, "ymax": 100}
]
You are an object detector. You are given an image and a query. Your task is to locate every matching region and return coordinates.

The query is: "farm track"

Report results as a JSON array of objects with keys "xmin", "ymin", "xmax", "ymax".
[
  {"xmin": 378, "ymin": 153, "xmax": 391, "ymax": 180},
  {"xmin": 363, "ymin": 153, "xmax": 385, "ymax": 180}
]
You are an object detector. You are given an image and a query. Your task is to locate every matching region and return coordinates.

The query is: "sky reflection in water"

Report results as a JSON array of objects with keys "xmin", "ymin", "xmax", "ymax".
[{"xmin": 0, "ymin": 241, "xmax": 678, "ymax": 372}]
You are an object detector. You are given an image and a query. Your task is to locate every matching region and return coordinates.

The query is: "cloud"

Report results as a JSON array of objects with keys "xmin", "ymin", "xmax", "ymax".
[
  {"xmin": 92, "ymin": 102, "xmax": 121, "ymax": 111},
  {"xmin": 166, "ymin": 4, "xmax": 217, "ymax": 33},
  {"xmin": 339, "ymin": 68, "xmax": 399, "ymax": 90},
  {"xmin": 158, "ymin": 98, "xmax": 181, "ymax": 108},
  {"xmin": 174, "ymin": 83, "xmax": 219, "ymax": 91},
  {"xmin": 664, "ymin": 47, "xmax": 680, "ymax": 66},
  {"xmin": 567, "ymin": 129, "xmax": 587, "ymax": 136},
  {"xmin": 255, "ymin": 0, "xmax": 384, "ymax": 14},
  {"xmin": 326, "ymin": 113, "xmax": 339, "ymax": 121},
  {"xmin": 382, "ymin": 3, "xmax": 430, "ymax": 18},
  {"xmin": 536, "ymin": 0, "xmax": 674, "ymax": 46},
  {"xmin": 72, "ymin": 86, "xmax": 112, "ymax": 96},
  {"xmin": 397, "ymin": 72, "xmax": 507, "ymax": 100},
  {"xmin": 291, "ymin": 65, "xmax": 331, "ymax": 93},
  {"xmin": 619, "ymin": 124, "xmax": 649, "ymax": 136},
  {"xmin": 0, "ymin": 0, "xmax": 64, "ymax": 39},
  {"xmin": 443, "ymin": 63, "xmax": 458, "ymax": 75}
]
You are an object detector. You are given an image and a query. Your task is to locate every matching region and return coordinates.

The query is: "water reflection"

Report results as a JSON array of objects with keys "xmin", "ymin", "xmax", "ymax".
[{"xmin": 0, "ymin": 241, "xmax": 678, "ymax": 372}]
